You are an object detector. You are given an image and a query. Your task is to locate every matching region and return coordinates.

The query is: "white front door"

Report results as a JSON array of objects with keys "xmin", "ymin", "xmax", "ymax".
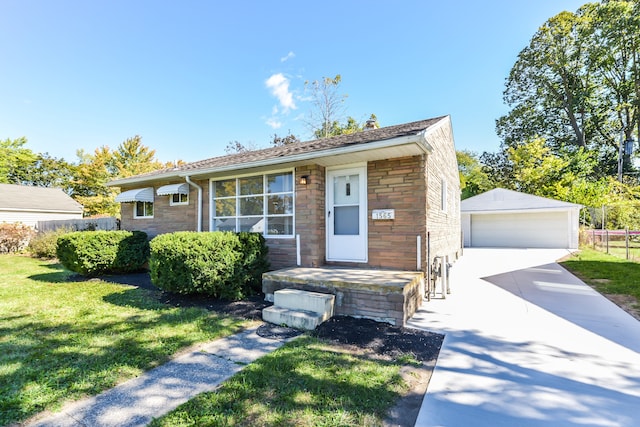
[{"xmin": 326, "ymin": 165, "xmax": 367, "ymax": 262}]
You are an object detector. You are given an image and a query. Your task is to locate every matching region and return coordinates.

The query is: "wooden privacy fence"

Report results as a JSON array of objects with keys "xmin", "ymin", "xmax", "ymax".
[
  {"xmin": 36, "ymin": 217, "xmax": 119, "ymax": 233},
  {"xmin": 586, "ymin": 229, "xmax": 640, "ymax": 261}
]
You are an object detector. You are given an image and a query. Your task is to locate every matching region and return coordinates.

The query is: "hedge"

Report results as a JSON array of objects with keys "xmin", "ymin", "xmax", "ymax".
[
  {"xmin": 149, "ymin": 231, "xmax": 269, "ymax": 300},
  {"xmin": 56, "ymin": 230, "xmax": 150, "ymax": 276}
]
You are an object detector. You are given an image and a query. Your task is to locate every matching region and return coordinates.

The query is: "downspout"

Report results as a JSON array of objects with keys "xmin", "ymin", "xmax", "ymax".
[{"xmin": 185, "ymin": 176, "xmax": 203, "ymax": 232}]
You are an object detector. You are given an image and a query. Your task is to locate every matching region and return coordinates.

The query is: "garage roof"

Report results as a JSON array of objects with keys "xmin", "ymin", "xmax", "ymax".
[
  {"xmin": 462, "ymin": 188, "xmax": 582, "ymax": 213},
  {"xmin": 0, "ymin": 183, "xmax": 83, "ymax": 213}
]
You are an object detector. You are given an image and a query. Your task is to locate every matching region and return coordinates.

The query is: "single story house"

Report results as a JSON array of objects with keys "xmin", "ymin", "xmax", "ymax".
[
  {"xmin": 108, "ymin": 116, "xmax": 462, "ymax": 274},
  {"xmin": 461, "ymin": 188, "xmax": 582, "ymax": 249},
  {"xmin": 0, "ymin": 183, "xmax": 83, "ymax": 228}
]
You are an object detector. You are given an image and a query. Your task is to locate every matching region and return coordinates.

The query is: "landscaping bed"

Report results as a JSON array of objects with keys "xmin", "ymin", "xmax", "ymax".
[{"xmin": 107, "ymin": 271, "xmax": 444, "ymax": 426}]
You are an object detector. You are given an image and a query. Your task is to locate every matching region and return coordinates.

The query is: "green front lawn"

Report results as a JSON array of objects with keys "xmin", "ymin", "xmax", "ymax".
[
  {"xmin": 0, "ymin": 255, "xmax": 248, "ymax": 426},
  {"xmin": 560, "ymin": 248, "xmax": 640, "ymax": 301},
  {"xmin": 151, "ymin": 337, "xmax": 412, "ymax": 427}
]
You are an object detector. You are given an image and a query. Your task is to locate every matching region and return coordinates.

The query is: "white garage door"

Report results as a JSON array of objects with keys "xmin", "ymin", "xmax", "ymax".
[{"xmin": 471, "ymin": 211, "xmax": 569, "ymax": 248}]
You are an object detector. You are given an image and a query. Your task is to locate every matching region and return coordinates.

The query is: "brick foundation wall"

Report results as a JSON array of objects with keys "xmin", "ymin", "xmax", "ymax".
[{"xmin": 265, "ymin": 238, "xmax": 297, "ymax": 270}]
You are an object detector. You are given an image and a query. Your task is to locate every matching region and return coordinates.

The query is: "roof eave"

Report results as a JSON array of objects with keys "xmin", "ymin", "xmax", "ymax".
[
  {"xmin": 183, "ymin": 134, "xmax": 431, "ymax": 178},
  {"xmin": 108, "ymin": 133, "xmax": 433, "ymax": 187},
  {"xmin": 0, "ymin": 208, "xmax": 84, "ymax": 214},
  {"xmin": 462, "ymin": 205, "xmax": 584, "ymax": 214}
]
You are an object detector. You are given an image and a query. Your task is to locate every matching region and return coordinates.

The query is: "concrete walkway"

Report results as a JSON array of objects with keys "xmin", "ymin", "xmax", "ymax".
[
  {"xmin": 28, "ymin": 326, "xmax": 291, "ymax": 427},
  {"xmin": 409, "ymin": 248, "xmax": 640, "ymax": 427}
]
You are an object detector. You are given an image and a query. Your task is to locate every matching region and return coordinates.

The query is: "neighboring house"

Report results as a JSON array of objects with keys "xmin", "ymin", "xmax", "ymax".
[
  {"xmin": 461, "ymin": 188, "xmax": 582, "ymax": 249},
  {"xmin": 0, "ymin": 183, "xmax": 83, "ymax": 228},
  {"xmin": 108, "ymin": 116, "xmax": 461, "ymax": 274}
]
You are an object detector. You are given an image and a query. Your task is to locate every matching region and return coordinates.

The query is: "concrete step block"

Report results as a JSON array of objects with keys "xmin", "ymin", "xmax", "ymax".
[
  {"xmin": 274, "ymin": 288, "xmax": 335, "ymax": 316},
  {"xmin": 262, "ymin": 306, "xmax": 325, "ymax": 331}
]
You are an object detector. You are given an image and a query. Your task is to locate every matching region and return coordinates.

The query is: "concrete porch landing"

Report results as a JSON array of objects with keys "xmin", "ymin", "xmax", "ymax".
[{"xmin": 262, "ymin": 267, "xmax": 425, "ymax": 326}]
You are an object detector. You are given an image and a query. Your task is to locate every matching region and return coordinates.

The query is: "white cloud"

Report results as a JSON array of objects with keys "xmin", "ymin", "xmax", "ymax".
[
  {"xmin": 265, "ymin": 73, "xmax": 296, "ymax": 112},
  {"xmin": 266, "ymin": 118, "xmax": 282, "ymax": 129},
  {"xmin": 280, "ymin": 51, "xmax": 295, "ymax": 62}
]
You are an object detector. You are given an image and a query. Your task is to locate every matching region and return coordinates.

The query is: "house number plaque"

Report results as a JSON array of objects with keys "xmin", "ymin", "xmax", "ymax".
[{"xmin": 372, "ymin": 209, "xmax": 395, "ymax": 220}]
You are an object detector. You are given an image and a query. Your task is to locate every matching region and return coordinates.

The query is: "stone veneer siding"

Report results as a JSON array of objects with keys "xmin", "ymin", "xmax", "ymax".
[
  {"xmin": 367, "ymin": 156, "xmax": 427, "ymax": 271},
  {"xmin": 423, "ymin": 119, "xmax": 462, "ymax": 266}
]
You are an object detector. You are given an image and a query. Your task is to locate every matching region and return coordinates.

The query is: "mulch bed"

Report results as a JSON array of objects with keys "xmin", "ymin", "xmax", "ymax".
[{"xmin": 101, "ymin": 272, "xmax": 444, "ymax": 361}]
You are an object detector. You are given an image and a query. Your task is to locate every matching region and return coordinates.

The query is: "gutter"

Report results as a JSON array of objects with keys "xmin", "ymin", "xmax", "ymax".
[{"xmin": 184, "ymin": 176, "xmax": 203, "ymax": 232}]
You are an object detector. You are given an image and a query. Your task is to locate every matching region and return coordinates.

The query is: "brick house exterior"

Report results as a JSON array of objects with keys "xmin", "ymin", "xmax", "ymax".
[{"xmin": 109, "ymin": 116, "xmax": 461, "ymax": 274}]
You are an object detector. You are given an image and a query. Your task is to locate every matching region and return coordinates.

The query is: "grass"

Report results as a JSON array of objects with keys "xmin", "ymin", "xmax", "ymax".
[
  {"xmin": 150, "ymin": 337, "xmax": 413, "ymax": 427},
  {"xmin": 0, "ymin": 255, "xmax": 248, "ymax": 426},
  {"xmin": 560, "ymin": 247, "xmax": 640, "ymax": 301}
]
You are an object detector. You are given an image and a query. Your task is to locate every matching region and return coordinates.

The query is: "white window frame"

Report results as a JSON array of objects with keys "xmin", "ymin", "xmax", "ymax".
[
  {"xmin": 169, "ymin": 193, "xmax": 189, "ymax": 206},
  {"xmin": 134, "ymin": 201, "xmax": 154, "ymax": 219},
  {"xmin": 210, "ymin": 169, "xmax": 295, "ymax": 238}
]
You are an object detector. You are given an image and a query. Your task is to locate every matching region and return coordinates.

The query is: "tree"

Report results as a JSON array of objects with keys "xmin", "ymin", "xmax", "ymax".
[
  {"xmin": 72, "ymin": 136, "xmax": 168, "ymax": 217},
  {"xmin": 271, "ymin": 132, "xmax": 301, "ymax": 147},
  {"xmin": 0, "ymin": 137, "xmax": 37, "ymax": 184},
  {"xmin": 112, "ymin": 135, "xmax": 164, "ymax": 177},
  {"xmin": 72, "ymin": 146, "xmax": 120, "ymax": 217},
  {"xmin": 497, "ymin": 1, "xmax": 640, "ymax": 180},
  {"xmin": 224, "ymin": 140, "xmax": 259, "ymax": 154},
  {"xmin": 457, "ymin": 150, "xmax": 492, "ymax": 199},
  {"xmin": 497, "ymin": 10, "xmax": 597, "ymax": 151},
  {"xmin": 22, "ymin": 153, "xmax": 76, "ymax": 193},
  {"xmin": 303, "ymin": 74, "xmax": 347, "ymax": 138}
]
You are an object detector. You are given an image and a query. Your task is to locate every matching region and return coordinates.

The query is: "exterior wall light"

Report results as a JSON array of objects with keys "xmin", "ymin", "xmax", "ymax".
[{"xmin": 299, "ymin": 175, "xmax": 309, "ymax": 185}]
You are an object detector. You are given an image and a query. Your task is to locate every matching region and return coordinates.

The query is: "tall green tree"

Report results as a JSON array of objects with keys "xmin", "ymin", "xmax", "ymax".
[
  {"xmin": 112, "ymin": 135, "xmax": 164, "ymax": 176},
  {"xmin": 72, "ymin": 136, "xmax": 167, "ymax": 217},
  {"xmin": 0, "ymin": 137, "xmax": 37, "ymax": 184},
  {"xmin": 497, "ymin": 1, "xmax": 640, "ymax": 179},
  {"xmin": 457, "ymin": 150, "xmax": 492, "ymax": 199},
  {"xmin": 22, "ymin": 153, "xmax": 76, "ymax": 193},
  {"xmin": 72, "ymin": 146, "xmax": 120, "ymax": 217}
]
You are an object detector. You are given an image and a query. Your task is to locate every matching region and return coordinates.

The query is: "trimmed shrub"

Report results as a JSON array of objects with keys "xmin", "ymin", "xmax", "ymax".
[
  {"xmin": 28, "ymin": 227, "xmax": 73, "ymax": 259},
  {"xmin": 237, "ymin": 232, "xmax": 270, "ymax": 292},
  {"xmin": 149, "ymin": 231, "xmax": 269, "ymax": 300},
  {"xmin": 57, "ymin": 230, "xmax": 149, "ymax": 276},
  {"xmin": 0, "ymin": 223, "xmax": 34, "ymax": 254}
]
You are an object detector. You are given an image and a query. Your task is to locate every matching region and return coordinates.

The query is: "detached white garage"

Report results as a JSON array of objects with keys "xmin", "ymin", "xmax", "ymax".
[{"xmin": 461, "ymin": 188, "xmax": 582, "ymax": 249}]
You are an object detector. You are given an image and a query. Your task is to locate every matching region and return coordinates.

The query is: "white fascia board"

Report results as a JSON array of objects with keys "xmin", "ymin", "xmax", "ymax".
[{"xmin": 465, "ymin": 207, "xmax": 581, "ymax": 214}]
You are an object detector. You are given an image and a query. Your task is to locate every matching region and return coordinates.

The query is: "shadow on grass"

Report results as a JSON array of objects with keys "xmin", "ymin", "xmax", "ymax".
[
  {"xmin": 28, "ymin": 262, "xmax": 75, "ymax": 283},
  {"xmin": 0, "ymin": 299, "xmax": 242, "ymax": 426},
  {"xmin": 151, "ymin": 337, "xmax": 406, "ymax": 426}
]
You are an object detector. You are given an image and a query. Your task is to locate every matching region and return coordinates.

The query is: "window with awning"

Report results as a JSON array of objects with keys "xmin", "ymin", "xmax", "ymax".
[
  {"xmin": 115, "ymin": 187, "xmax": 154, "ymax": 203},
  {"xmin": 156, "ymin": 183, "xmax": 189, "ymax": 196},
  {"xmin": 157, "ymin": 183, "xmax": 189, "ymax": 206}
]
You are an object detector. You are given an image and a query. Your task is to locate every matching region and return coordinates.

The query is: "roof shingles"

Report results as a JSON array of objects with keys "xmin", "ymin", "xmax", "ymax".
[
  {"xmin": 0, "ymin": 184, "xmax": 83, "ymax": 212},
  {"xmin": 109, "ymin": 116, "xmax": 446, "ymax": 185}
]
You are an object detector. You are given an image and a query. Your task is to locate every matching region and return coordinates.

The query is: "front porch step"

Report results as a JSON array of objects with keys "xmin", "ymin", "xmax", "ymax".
[
  {"xmin": 262, "ymin": 288, "xmax": 335, "ymax": 330},
  {"xmin": 262, "ymin": 306, "xmax": 325, "ymax": 331}
]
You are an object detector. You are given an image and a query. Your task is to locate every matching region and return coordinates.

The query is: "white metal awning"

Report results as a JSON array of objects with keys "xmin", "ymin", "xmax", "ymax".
[
  {"xmin": 156, "ymin": 183, "xmax": 189, "ymax": 196},
  {"xmin": 115, "ymin": 187, "xmax": 154, "ymax": 203}
]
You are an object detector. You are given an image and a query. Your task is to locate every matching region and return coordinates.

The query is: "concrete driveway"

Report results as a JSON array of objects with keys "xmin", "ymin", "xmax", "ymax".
[{"xmin": 408, "ymin": 248, "xmax": 640, "ymax": 427}]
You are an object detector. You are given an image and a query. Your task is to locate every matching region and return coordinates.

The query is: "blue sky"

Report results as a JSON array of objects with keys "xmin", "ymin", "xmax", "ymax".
[{"xmin": 1, "ymin": 1, "xmax": 588, "ymax": 164}]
